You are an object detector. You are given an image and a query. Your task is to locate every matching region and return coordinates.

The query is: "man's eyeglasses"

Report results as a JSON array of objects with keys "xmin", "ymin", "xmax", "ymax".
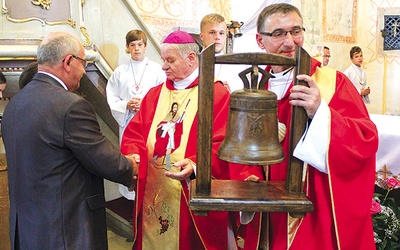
[
  {"xmin": 71, "ymin": 55, "xmax": 88, "ymax": 68},
  {"xmin": 323, "ymin": 55, "xmax": 331, "ymax": 58},
  {"xmin": 259, "ymin": 27, "xmax": 305, "ymax": 41}
]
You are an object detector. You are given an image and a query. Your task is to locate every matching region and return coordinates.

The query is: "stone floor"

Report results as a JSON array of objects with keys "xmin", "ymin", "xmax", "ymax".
[
  {"xmin": 0, "ymin": 155, "xmax": 11, "ymax": 250},
  {"xmin": 107, "ymin": 228, "xmax": 133, "ymax": 250}
]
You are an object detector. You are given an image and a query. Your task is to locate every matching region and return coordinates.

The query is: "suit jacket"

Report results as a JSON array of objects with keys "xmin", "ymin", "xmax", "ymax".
[{"xmin": 1, "ymin": 73, "xmax": 133, "ymax": 249}]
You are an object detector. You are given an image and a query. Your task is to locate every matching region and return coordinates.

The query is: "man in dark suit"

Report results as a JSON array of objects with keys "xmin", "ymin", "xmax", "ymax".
[{"xmin": 1, "ymin": 32, "xmax": 138, "ymax": 249}]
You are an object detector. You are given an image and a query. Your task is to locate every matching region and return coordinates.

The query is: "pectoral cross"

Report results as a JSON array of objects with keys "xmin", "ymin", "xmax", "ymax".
[{"xmin": 393, "ymin": 21, "xmax": 399, "ymax": 37}]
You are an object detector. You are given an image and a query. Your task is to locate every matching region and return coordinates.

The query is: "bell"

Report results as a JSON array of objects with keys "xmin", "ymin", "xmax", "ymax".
[
  {"xmin": 233, "ymin": 27, "xmax": 242, "ymax": 38},
  {"xmin": 228, "ymin": 21, "xmax": 244, "ymax": 38},
  {"xmin": 218, "ymin": 67, "xmax": 284, "ymax": 165}
]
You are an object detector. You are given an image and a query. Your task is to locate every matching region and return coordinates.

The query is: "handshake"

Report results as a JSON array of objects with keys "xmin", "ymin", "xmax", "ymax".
[{"xmin": 125, "ymin": 154, "xmax": 140, "ymax": 191}]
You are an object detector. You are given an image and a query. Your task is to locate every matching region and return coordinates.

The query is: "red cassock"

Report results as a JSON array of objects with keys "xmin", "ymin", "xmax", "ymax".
[
  {"xmin": 121, "ymin": 77, "xmax": 264, "ymax": 250},
  {"xmin": 242, "ymin": 58, "xmax": 378, "ymax": 250}
]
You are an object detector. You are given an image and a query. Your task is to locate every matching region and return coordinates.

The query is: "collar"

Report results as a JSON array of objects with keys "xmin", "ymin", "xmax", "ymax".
[
  {"xmin": 131, "ymin": 57, "xmax": 149, "ymax": 66},
  {"xmin": 270, "ymin": 66, "xmax": 294, "ymax": 78},
  {"xmin": 38, "ymin": 71, "xmax": 68, "ymax": 90},
  {"xmin": 173, "ymin": 68, "xmax": 199, "ymax": 90}
]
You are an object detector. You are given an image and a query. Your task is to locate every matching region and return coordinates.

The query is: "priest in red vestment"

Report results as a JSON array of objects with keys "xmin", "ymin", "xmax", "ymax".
[
  {"xmin": 120, "ymin": 30, "xmax": 263, "ymax": 250},
  {"xmin": 238, "ymin": 3, "xmax": 379, "ymax": 250}
]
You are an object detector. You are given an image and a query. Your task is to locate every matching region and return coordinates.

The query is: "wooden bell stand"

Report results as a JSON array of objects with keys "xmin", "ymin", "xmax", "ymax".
[{"xmin": 189, "ymin": 44, "xmax": 314, "ymax": 218}]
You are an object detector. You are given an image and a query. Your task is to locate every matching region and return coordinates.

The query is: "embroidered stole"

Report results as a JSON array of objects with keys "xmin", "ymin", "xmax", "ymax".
[{"xmin": 142, "ymin": 84, "xmax": 198, "ymax": 249}]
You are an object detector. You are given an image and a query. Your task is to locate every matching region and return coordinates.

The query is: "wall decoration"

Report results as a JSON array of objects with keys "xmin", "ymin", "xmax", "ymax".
[
  {"xmin": 163, "ymin": 0, "xmax": 185, "ymax": 17},
  {"xmin": 2, "ymin": 0, "xmax": 75, "ymax": 27},
  {"xmin": 130, "ymin": 0, "xmax": 231, "ymax": 45},
  {"xmin": 322, "ymin": 0, "xmax": 357, "ymax": 43},
  {"xmin": 301, "ymin": 0, "xmax": 320, "ymax": 45},
  {"xmin": 135, "ymin": 0, "xmax": 160, "ymax": 14},
  {"xmin": 31, "ymin": 0, "xmax": 51, "ymax": 10}
]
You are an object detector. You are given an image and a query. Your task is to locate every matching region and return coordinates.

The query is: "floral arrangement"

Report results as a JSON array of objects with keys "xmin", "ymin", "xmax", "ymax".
[{"xmin": 371, "ymin": 177, "xmax": 400, "ymax": 250}]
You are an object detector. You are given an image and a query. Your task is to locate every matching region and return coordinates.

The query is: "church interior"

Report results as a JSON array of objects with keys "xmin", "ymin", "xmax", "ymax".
[{"xmin": 1, "ymin": 0, "xmax": 400, "ymax": 249}]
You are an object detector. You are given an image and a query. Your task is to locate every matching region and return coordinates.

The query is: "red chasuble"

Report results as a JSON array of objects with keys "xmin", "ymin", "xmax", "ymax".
[
  {"xmin": 121, "ymin": 78, "xmax": 248, "ymax": 250},
  {"xmin": 242, "ymin": 59, "xmax": 378, "ymax": 250}
]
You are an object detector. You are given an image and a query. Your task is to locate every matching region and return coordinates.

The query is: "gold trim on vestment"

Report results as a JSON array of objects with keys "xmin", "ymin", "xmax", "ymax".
[
  {"xmin": 312, "ymin": 66, "xmax": 336, "ymax": 104},
  {"xmin": 315, "ymin": 67, "xmax": 342, "ymax": 248},
  {"xmin": 288, "ymin": 65, "xmax": 337, "ymax": 247}
]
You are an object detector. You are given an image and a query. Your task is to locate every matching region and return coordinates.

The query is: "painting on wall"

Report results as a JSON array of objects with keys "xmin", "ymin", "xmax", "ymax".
[{"xmin": 322, "ymin": 0, "xmax": 357, "ymax": 43}]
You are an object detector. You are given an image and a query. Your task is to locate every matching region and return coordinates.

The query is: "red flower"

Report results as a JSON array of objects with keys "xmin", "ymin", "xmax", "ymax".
[
  {"xmin": 370, "ymin": 200, "xmax": 382, "ymax": 214},
  {"xmin": 386, "ymin": 177, "xmax": 400, "ymax": 189}
]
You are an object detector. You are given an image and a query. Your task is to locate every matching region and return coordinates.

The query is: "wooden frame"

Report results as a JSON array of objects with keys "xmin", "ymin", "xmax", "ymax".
[{"xmin": 189, "ymin": 44, "xmax": 313, "ymax": 217}]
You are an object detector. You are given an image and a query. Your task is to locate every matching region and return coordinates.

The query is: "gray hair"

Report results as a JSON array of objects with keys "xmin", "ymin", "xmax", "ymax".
[
  {"xmin": 37, "ymin": 33, "xmax": 81, "ymax": 66},
  {"xmin": 161, "ymin": 43, "xmax": 200, "ymax": 58}
]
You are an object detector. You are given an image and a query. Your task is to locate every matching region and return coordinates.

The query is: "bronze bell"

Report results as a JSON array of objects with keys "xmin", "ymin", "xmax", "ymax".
[{"xmin": 217, "ymin": 66, "xmax": 284, "ymax": 165}]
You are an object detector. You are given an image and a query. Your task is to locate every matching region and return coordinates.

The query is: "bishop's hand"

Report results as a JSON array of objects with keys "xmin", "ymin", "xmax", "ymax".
[{"xmin": 165, "ymin": 158, "xmax": 194, "ymax": 181}]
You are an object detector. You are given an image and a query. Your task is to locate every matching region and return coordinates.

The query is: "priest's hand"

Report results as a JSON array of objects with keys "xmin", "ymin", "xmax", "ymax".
[
  {"xmin": 289, "ymin": 74, "xmax": 321, "ymax": 119},
  {"xmin": 165, "ymin": 158, "xmax": 194, "ymax": 181}
]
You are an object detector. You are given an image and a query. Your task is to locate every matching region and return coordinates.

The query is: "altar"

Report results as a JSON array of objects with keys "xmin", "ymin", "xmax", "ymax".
[{"xmin": 370, "ymin": 114, "xmax": 400, "ymax": 189}]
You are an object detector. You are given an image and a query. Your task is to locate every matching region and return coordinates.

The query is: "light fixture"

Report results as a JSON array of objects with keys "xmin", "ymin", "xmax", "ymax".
[
  {"xmin": 228, "ymin": 21, "xmax": 244, "ymax": 38},
  {"xmin": 226, "ymin": 21, "xmax": 244, "ymax": 54}
]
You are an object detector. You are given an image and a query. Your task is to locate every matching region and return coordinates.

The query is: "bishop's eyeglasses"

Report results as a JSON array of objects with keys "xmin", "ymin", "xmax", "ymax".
[{"xmin": 259, "ymin": 27, "xmax": 306, "ymax": 41}]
